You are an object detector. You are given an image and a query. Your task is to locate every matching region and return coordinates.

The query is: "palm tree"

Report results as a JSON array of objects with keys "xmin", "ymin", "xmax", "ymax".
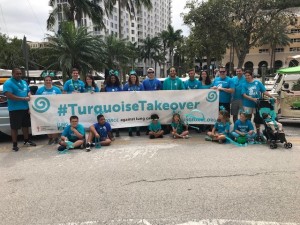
[
  {"xmin": 105, "ymin": 0, "xmax": 152, "ymax": 39},
  {"xmin": 47, "ymin": 22, "xmax": 104, "ymax": 82},
  {"xmin": 102, "ymin": 35, "xmax": 131, "ymax": 82},
  {"xmin": 47, "ymin": 0, "xmax": 106, "ymax": 30},
  {"xmin": 159, "ymin": 30, "xmax": 169, "ymax": 77},
  {"xmin": 161, "ymin": 25, "xmax": 183, "ymax": 68},
  {"xmin": 139, "ymin": 36, "xmax": 161, "ymax": 74}
]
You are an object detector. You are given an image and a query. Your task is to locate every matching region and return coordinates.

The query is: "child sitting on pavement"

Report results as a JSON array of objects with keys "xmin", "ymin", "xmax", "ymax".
[
  {"xmin": 148, "ymin": 114, "xmax": 164, "ymax": 139},
  {"xmin": 206, "ymin": 109, "xmax": 230, "ymax": 144},
  {"xmin": 57, "ymin": 115, "xmax": 85, "ymax": 151},
  {"xmin": 171, "ymin": 113, "xmax": 189, "ymax": 139},
  {"xmin": 85, "ymin": 114, "xmax": 113, "ymax": 152},
  {"xmin": 231, "ymin": 111, "xmax": 255, "ymax": 142}
]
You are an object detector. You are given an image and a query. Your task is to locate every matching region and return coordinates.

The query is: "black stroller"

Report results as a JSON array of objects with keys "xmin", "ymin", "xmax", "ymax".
[{"xmin": 254, "ymin": 99, "xmax": 292, "ymax": 149}]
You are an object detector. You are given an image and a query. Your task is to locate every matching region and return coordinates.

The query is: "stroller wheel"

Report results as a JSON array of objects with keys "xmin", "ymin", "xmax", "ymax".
[
  {"xmin": 270, "ymin": 143, "xmax": 276, "ymax": 149},
  {"xmin": 287, "ymin": 142, "xmax": 293, "ymax": 149},
  {"xmin": 284, "ymin": 143, "xmax": 289, "ymax": 149}
]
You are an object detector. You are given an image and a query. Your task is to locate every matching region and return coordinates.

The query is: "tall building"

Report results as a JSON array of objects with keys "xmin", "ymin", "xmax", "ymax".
[
  {"xmin": 52, "ymin": 0, "xmax": 172, "ymax": 76},
  {"xmin": 221, "ymin": 7, "xmax": 300, "ymax": 75}
]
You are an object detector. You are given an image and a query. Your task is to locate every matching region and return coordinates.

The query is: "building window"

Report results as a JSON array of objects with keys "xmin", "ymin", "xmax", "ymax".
[
  {"xmin": 131, "ymin": 30, "xmax": 135, "ymax": 34},
  {"xmin": 259, "ymin": 49, "xmax": 269, "ymax": 53},
  {"xmin": 290, "ymin": 47, "xmax": 300, "ymax": 52},
  {"xmin": 111, "ymin": 22, "xmax": 113, "ymax": 28},
  {"xmin": 131, "ymin": 23, "xmax": 134, "ymax": 27},
  {"xmin": 115, "ymin": 24, "xmax": 117, "ymax": 29},
  {"xmin": 114, "ymin": 16, "xmax": 117, "ymax": 21},
  {"xmin": 291, "ymin": 29, "xmax": 300, "ymax": 33},
  {"xmin": 290, "ymin": 38, "xmax": 300, "ymax": 43},
  {"xmin": 275, "ymin": 48, "xmax": 284, "ymax": 52},
  {"xmin": 132, "ymin": 37, "xmax": 135, "ymax": 42}
]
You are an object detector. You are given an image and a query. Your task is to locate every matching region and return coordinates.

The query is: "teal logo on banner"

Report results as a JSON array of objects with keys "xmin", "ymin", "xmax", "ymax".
[
  {"xmin": 32, "ymin": 97, "xmax": 50, "ymax": 113},
  {"xmin": 206, "ymin": 91, "xmax": 218, "ymax": 102}
]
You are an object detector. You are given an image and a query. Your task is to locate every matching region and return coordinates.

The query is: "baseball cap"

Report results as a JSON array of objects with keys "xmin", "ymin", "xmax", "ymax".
[
  {"xmin": 129, "ymin": 70, "xmax": 137, "ymax": 75},
  {"xmin": 147, "ymin": 68, "xmax": 154, "ymax": 73}
]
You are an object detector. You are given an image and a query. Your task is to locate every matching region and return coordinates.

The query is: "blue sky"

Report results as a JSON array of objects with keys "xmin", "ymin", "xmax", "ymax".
[{"xmin": 0, "ymin": 0, "xmax": 189, "ymax": 41}]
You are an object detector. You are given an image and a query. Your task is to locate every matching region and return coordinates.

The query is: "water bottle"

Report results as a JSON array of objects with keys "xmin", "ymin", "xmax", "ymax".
[{"xmin": 95, "ymin": 137, "xmax": 101, "ymax": 149}]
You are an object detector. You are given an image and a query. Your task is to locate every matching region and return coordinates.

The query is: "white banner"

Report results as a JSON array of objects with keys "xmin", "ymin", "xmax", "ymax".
[{"xmin": 29, "ymin": 90, "xmax": 219, "ymax": 135}]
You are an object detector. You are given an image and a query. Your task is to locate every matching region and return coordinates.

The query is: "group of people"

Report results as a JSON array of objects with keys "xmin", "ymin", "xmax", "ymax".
[{"xmin": 3, "ymin": 65, "xmax": 279, "ymax": 152}]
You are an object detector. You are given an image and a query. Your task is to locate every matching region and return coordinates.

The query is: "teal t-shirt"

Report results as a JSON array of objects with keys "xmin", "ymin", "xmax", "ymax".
[
  {"xmin": 36, "ymin": 86, "xmax": 62, "ymax": 95},
  {"xmin": 171, "ymin": 122, "xmax": 185, "ymax": 134},
  {"xmin": 163, "ymin": 77, "xmax": 185, "ymax": 90},
  {"xmin": 3, "ymin": 78, "xmax": 30, "ymax": 111},
  {"xmin": 149, "ymin": 121, "xmax": 162, "ymax": 132},
  {"xmin": 231, "ymin": 75, "xmax": 246, "ymax": 100},
  {"xmin": 63, "ymin": 79, "xmax": 85, "ymax": 93},
  {"xmin": 62, "ymin": 124, "xmax": 85, "ymax": 141},
  {"xmin": 184, "ymin": 79, "xmax": 201, "ymax": 89},
  {"xmin": 242, "ymin": 80, "xmax": 266, "ymax": 108}
]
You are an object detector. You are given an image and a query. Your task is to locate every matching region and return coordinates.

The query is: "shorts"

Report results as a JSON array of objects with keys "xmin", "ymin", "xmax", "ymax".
[
  {"xmin": 231, "ymin": 100, "xmax": 243, "ymax": 115},
  {"xmin": 9, "ymin": 110, "xmax": 31, "ymax": 130},
  {"xmin": 219, "ymin": 102, "xmax": 230, "ymax": 113},
  {"xmin": 243, "ymin": 106, "xmax": 256, "ymax": 114}
]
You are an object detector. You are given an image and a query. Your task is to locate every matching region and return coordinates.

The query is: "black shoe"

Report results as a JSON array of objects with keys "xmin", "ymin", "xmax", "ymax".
[
  {"xmin": 149, "ymin": 135, "xmax": 155, "ymax": 139},
  {"xmin": 12, "ymin": 146, "xmax": 19, "ymax": 151},
  {"xmin": 24, "ymin": 140, "xmax": 36, "ymax": 146},
  {"xmin": 146, "ymin": 130, "xmax": 149, "ymax": 135},
  {"xmin": 57, "ymin": 146, "xmax": 66, "ymax": 151},
  {"xmin": 129, "ymin": 131, "xmax": 133, "ymax": 136},
  {"xmin": 86, "ymin": 143, "xmax": 91, "ymax": 152},
  {"xmin": 116, "ymin": 130, "xmax": 120, "ymax": 137},
  {"xmin": 158, "ymin": 135, "xmax": 163, "ymax": 138},
  {"xmin": 136, "ymin": 131, "xmax": 141, "ymax": 136}
]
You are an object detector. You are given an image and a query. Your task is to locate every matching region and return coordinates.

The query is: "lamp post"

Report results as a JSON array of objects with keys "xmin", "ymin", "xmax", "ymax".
[{"xmin": 261, "ymin": 64, "xmax": 266, "ymax": 85}]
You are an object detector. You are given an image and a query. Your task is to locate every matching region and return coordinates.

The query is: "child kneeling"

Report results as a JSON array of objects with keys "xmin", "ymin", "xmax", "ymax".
[{"xmin": 148, "ymin": 114, "xmax": 164, "ymax": 139}]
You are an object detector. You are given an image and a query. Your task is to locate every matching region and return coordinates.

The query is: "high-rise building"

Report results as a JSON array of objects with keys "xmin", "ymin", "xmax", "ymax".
[{"xmin": 52, "ymin": 0, "xmax": 172, "ymax": 76}]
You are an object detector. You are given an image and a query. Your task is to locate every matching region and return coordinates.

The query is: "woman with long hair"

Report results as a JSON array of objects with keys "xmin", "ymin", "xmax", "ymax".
[
  {"xmin": 199, "ymin": 70, "xmax": 212, "ymax": 89},
  {"xmin": 84, "ymin": 75, "xmax": 100, "ymax": 93}
]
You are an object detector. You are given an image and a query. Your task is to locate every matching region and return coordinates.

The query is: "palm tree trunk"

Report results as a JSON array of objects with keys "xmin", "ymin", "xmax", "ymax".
[{"xmin": 118, "ymin": 0, "xmax": 122, "ymax": 39}]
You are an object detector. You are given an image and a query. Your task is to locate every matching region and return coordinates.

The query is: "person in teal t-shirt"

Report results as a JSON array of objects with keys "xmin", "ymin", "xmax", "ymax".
[
  {"xmin": 171, "ymin": 113, "xmax": 189, "ymax": 139},
  {"xmin": 185, "ymin": 69, "xmax": 201, "ymax": 90},
  {"xmin": 63, "ymin": 68, "xmax": 85, "ymax": 94},
  {"xmin": 84, "ymin": 74, "xmax": 100, "ymax": 93},
  {"xmin": 231, "ymin": 68, "xmax": 246, "ymax": 123},
  {"xmin": 163, "ymin": 67, "xmax": 185, "ymax": 90},
  {"xmin": 199, "ymin": 70, "xmax": 213, "ymax": 89},
  {"xmin": 57, "ymin": 115, "xmax": 85, "ymax": 151},
  {"xmin": 148, "ymin": 114, "xmax": 164, "ymax": 139}
]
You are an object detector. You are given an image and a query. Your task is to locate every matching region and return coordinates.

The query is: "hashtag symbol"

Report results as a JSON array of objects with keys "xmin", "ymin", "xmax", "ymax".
[{"xmin": 57, "ymin": 104, "xmax": 67, "ymax": 116}]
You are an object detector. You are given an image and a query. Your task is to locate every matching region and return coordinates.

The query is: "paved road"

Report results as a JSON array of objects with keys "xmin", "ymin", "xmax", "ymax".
[{"xmin": 0, "ymin": 126, "xmax": 299, "ymax": 225}]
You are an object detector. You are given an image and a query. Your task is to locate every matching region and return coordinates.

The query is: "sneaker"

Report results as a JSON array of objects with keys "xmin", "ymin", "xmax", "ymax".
[
  {"xmin": 184, "ymin": 135, "xmax": 190, "ymax": 139},
  {"xmin": 86, "ymin": 142, "xmax": 91, "ymax": 152},
  {"xmin": 54, "ymin": 137, "xmax": 59, "ymax": 144},
  {"xmin": 205, "ymin": 136, "xmax": 212, "ymax": 141},
  {"xmin": 149, "ymin": 134, "xmax": 155, "ymax": 139},
  {"xmin": 158, "ymin": 135, "xmax": 163, "ymax": 138},
  {"xmin": 24, "ymin": 140, "xmax": 36, "ymax": 146},
  {"xmin": 12, "ymin": 146, "xmax": 19, "ymax": 151},
  {"xmin": 48, "ymin": 138, "xmax": 54, "ymax": 145},
  {"xmin": 218, "ymin": 140, "xmax": 225, "ymax": 144},
  {"xmin": 136, "ymin": 131, "xmax": 141, "ymax": 136},
  {"xmin": 129, "ymin": 131, "xmax": 133, "ymax": 137},
  {"xmin": 57, "ymin": 145, "xmax": 66, "ymax": 151}
]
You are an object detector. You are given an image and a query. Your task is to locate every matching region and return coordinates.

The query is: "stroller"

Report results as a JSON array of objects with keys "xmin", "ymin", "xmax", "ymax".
[{"xmin": 254, "ymin": 99, "xmax": 292, "ymax": 149}]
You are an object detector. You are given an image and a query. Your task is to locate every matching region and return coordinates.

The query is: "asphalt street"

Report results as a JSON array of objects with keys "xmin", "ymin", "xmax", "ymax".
[{"xmin": 0, "ymin": 125, "xmax": 299, "ymax": 225}]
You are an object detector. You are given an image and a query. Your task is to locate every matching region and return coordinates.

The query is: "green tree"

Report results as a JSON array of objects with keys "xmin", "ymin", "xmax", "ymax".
[
  {"xmin": 47, "ymin": 0, "xmax": 106, "ymax": 30},
  {"xmin": 160, "ymin": 25, "xmax": 183, "ymax": 67},
  {"xmin": 139, "ymin": 36, "xmax": 161, "ymax": 74},
  {"xmin": 184, "ymin": 1, "xmax": 228, "ymax": 72},
  {"xmin": 259, "ymin": 15, "xmax": 291, "ymax": 74},
  {"xmin": 102, "ymin": 34, "xmax": 131, "ymax": 82},
  {"xmin": 46, "ymin": 22, "xmax": 104, "ymax": 81}
]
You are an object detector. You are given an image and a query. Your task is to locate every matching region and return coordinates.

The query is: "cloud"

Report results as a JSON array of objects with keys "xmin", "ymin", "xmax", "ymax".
[{"xmin": 171, "ymin": 0, "xmax": 190, "ymax": 36}]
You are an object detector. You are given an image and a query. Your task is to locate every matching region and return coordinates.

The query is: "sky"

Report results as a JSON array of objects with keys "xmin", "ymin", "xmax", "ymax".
[{"xmin": 0, "ymin": 0, "xmax": 189, "ymax": 42}]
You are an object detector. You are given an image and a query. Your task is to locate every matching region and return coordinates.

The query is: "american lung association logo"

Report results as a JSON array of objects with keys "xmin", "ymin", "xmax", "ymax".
[{"xmin": 32, "ymin": 97, "xmax": 50, "ymax": 113}]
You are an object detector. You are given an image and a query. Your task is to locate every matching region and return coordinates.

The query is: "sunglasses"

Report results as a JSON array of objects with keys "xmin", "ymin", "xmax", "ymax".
[
  {"xmin": 148, "ymin": 72, "xmax": 154, "ymax": 74},
  {"xmin": 219, "ymin": 71, "xmax": 226, "ymax": 73}
]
